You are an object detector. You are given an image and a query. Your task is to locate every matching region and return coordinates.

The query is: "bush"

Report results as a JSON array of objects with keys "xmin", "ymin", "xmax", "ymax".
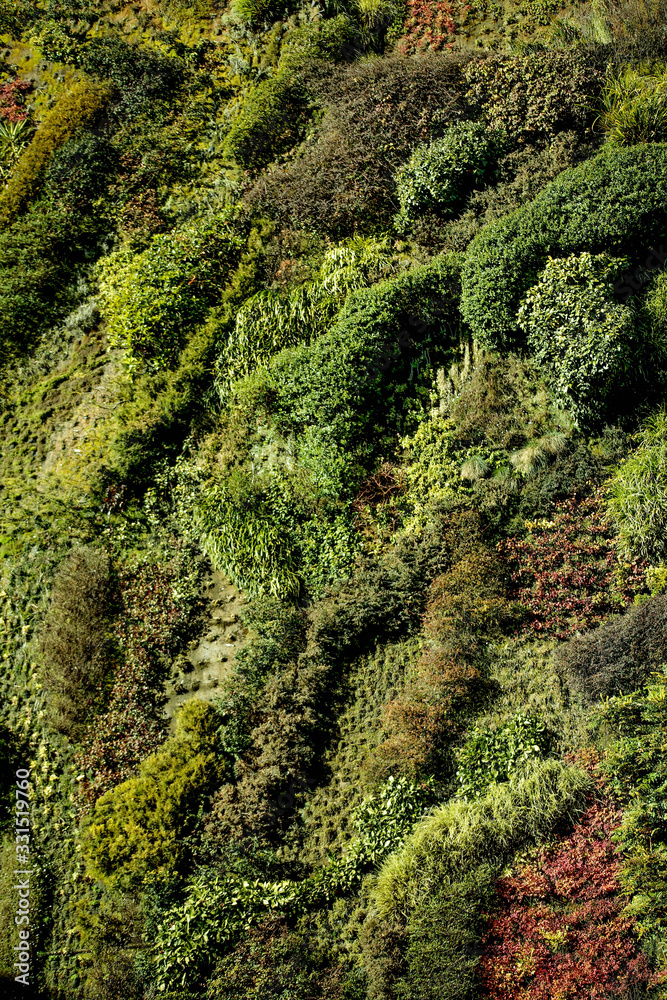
[
  {"xmin": 223, "ymin": 74, "xmax": 312, "ymax": 170},
  {"xmin": 607, "ymin": 407, "xmax": 667, "ymax": 562},
  {"xmin": 245, "ymin": 52, "xmax": 466, "ymax": 237},
  {"xmin": 556, "ymin": 594, "xmax": 667, "ymax": 702},
  {"xmin": 517, "ymin": 252, "xmax": 644, "ymax": 425},
  {"xmin": 43, "ymin": 132, "xmax": 118, "ymax": 211},
  {"xmin": 460, "ymin": 143, "xmax": 667, "ymax": 351},
  {"xmin": 38, "ymin": 547, "xmax": 116, "ymax": 738},
  {"xmin": 394, "ymin": 121, "xmax": 505, "ymax": 228},
  {"xmin": 0, "ymin": 79, "xmax": 113, "ymax": 225},
  {"xmin": 363, "ymin": 759, "xmax": 591, "ymax": 1000},
  {"xmin": 80, "ymin": 701, "xmax": 224, "ymax": 890},
  {"xmin": 79, "ymin": 36, "xmax": 184, "ymax": 120},
  {"xmin": 598, "ymin": 63, "xmax": 667, "ymax": 145},
  {"xmin": 96, "ymin": 214, "xmax": 244, "ymax": 374},
  {"xmin": 463, "ymin": 50, "xmax": 604, "ymax": 143},
  {"xmin": 455, "ymin": 714, "xmax": 551, "ymax": 801}
]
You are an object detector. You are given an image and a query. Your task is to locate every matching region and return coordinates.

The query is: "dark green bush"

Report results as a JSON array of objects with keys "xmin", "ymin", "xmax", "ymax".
[
  {"xmin": 38, "ymin": 546, "xmax": 116, "ymax": 737},
  {"xmin": 556, "ymin": 594, "xmax": 667, "ymax": 702},
  {"xmin": 223, "ymin": 74, "xmax": 312, "ymax": 170},
  {"xmin": 79, "ymin": 36, "xmax": 184, "ymax": 120},
  {"xmin": 44, "ymin": 132, "xmax": 118, "ymax": 211},
  {"xmin": 245, "ymin": 52, "xmax": 466, "ymax": 236},
  {"xmin": 461, "ymin": 143, "xmax": 667, "ymax": 351}
]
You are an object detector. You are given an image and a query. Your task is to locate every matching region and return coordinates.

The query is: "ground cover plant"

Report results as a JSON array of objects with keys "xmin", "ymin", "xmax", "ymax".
[{"xmin": 5, "ymin": 2, "xmax": 667, "ymax": 998}]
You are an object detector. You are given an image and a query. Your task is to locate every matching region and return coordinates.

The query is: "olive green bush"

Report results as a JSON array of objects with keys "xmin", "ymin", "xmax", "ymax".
[
  {"xmin": 517, "ymin": 252, "xmax": 640, "ymax": 425},
  {"xmin": 80, "ymin": 701, "xmax": 224, "ymax": 890},
  {"xmin": 0, "ymin": 79, "xmax": 114, "ymax": 226},
  {"xmin": 394, "ymin": 121, "xmax": 505, "ymax": 229},
  {"xmin": 223, "ymin": 74, "xmax": 312, "ymax": 170},
  {"xmin": 461, "ymin": 143, "xmax": 667, "ymax": 350},
  {"xmin": 38, "ymin": 547, "xmax": 116, "ymax": 738},
  {"xmin": 96, "ymin": 215, "xmax": 244, "ymax": 374}
]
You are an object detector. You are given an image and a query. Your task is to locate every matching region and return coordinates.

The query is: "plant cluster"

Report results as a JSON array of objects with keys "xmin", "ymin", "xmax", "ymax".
[{"xmin": 501, "ymin": 490, "xmax": 647, "ymax": 639}]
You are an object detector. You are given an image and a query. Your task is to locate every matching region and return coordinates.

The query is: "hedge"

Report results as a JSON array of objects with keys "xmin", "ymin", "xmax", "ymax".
[{"xmin": 460, "ymin": 143, "xmax": 667, "ymax": 351}]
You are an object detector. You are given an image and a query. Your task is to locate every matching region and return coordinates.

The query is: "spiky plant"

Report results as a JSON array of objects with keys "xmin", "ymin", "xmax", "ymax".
[{"xmin": 460, "ymin": 455, "xmax": 491, "ymax": 482}]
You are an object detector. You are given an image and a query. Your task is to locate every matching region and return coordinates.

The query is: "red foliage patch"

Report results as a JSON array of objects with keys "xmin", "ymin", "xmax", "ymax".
[
  {"xmin": 499, "ymin": 491, "xmax": 646, "ymax": 640},
  {"xmin": 397, "ymin": 0, "xmax": 457, "ymax": 54},
  {"xmin": 0, "ymin": 79, "xmax": 32, "ymax": 123},
  {"xmin": 480, "ymin": 794, "xmax": 662, "ymax": 999}
]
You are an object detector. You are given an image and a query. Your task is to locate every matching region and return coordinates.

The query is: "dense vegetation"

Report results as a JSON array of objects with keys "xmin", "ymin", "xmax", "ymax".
[{"xmin": 5, "ymin": 0, "xmax": 667, "ymax": 998}]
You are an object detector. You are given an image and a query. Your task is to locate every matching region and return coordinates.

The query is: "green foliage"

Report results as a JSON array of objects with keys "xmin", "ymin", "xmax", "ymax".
[
  {"xmin": 96, "ymin": 215, "xmax": 244, "ymax": 374},
  {"xmin": 44, "ymin": 132, "xmax": 117, "ymax": 211},
  {"xmin": 231, "ymin": 0, "xmax": 297, "ymax": 25},
  {"xmin": 460, "ymin": 143, "xmax": 667, "ymax": 351},
  {"xmin": 38, "ymin": 546, "xmax": 115, "ymax": 738},
  {"xmin": 79, "ymin": 36, "xmax": 184, "ymax": 121},
  {"xmin": 363, "ymin": 759, "xmax": 591, "ymax": 1000},
  {"xmin": 517, "ymin": 252, "xmax": 642, "ymax": 425},
  {"xmin": 455, "ymin": 714, "xmax": 551, "ymax": 800},
  {"xmin": 463, "ymin": 49, "xmax": 603, "ymax": 143},
  {"xmin": 607, "ymin": 407, "xmax": 667, "ymax": 562},
  {"xmin": 223, "ymin": 73, "xmax": 311, "ymax": 170},
  {"xmin": 598, "ymin": 63, "xmax": 667, "ymax": 145},
  {"xmin": 394, "ymin": 122, "xmax": 505, "ymax": 229},
  {"xmin": 0, "ymin": 80, "xmax": 114, "ymax": 226},
  {"xmin": 80, "ymin": 700, "xmax": 224, "ymax": 890},
  {"xmin": 0, "ymin": 118, "xmax": 33, "ymax": 183},
  {"xmin": 216, "ymin": 235, "xmax": 392, "ymax": 400}
]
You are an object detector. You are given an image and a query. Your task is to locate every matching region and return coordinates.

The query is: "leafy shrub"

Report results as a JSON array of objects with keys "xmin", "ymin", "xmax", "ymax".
[
  {"xmin": 461, "ymin": 143, "xmax": 667, "ymax": 350},
  {"xmin": 80, "ymin": 700, "xmax": 224, "ymax": 890},
  {"xmin": 517, "ymin": 252, "xmax": 646, "ymax": 425},
  {"xmin": 0, "ymin": 79, "xmax": 113, "ymax": 225},
  {"xmin": 607, "ymin": 407, "xmax": 667, "ymax": 562},
  {"xmin": 231, "ymin": 0, "xmax": 297, "ymax": 24},
  {"xmin": 501, "ymin": 490, "xmax": 647, "ymax": 640},
  {"xmin": 464, "ymin": 50, "xmax": 604, "ymax": 143},
  {"xmin": 394, "ymin": 121, "xmax": 505, "ymax": 228},
  {"xmin": 598, "ymin": 63, "xmax": 667, "ymax": 145},
  {"xmin": 43, "ymin": 132, "xmax": 118, "ymax": 211},
  {"xmin": 455, "ymin": 714, "xmax": 551, "ymax": 801},
  {"xmin": 223, "ymin": 73, "xmax": 312, "ymax": 170},
  {"xmin": 79, "ymin": 36, "xmax": 184, "ymax": 120},
  {"xmin": 96, "ymin": 214, "xmax": 244, "ymax": 374},
  {"xmin": 556, "ymin": 594, "xmax": 667, "ymax": 702},
  {"xmin": 363, "ymin": 759, "xmax": 591, "ymax": 1000},
  {"xmin": 245, "ymin": 52, "xmax": 465, "ymax": 237},
  {"xmin": 480, "ymin": 796, "xmax": 658, "ymax": 1000},
  {"xmin": 38, "ymin": 547, "xmax": 116, "ymax": 738}
]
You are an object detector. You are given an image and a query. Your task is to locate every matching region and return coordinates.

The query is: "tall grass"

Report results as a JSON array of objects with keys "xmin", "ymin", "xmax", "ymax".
[{"xmin": 597, "ymin": 65, "xmax": 667, "ymax": 145}]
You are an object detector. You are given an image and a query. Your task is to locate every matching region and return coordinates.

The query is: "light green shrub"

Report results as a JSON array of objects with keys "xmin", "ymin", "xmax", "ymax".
[
  {"xmin": 96, "ymin": 215, "xmax": 244, "ymax": 374},
  {"xmin": 370, "ymin": 757, "xmax": 591, "ymax": 921},
  {"xmin": 223, "ymin": 73, "xmax": 310, "ymax": 170},
  {"xmin": 517, "ymin": 252, "xmax": 638, "ymax": 424},
  {"xmin": 80, "ymin": 701, "xmax": 224, "ymax": 890},
  {"xmin": 607, "ymin": 407, "xmax": 667, "ymax": 562},
  {"xmin": 598, "ymin": 64, "xmax": 667, "ymax": 145},
  {"xmin": 394, "ymin": 121, "xmax": 505, "ymax": 229}
]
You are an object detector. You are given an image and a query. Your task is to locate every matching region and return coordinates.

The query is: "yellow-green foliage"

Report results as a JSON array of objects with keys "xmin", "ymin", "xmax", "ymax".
[
  {"xmin": 80, "ymin": 701, "xmax": 223, "ymax": 889},
  {"xmin": 370, "ymin": 758, "xmax": 591, "ymax": 921},
  {"xmin": 598, "ymin": 64, "xmax": 667, "ymax": 145},
  {"xmin": 0, "ymin": 79, "xmax": 114, "ymax": 226}
]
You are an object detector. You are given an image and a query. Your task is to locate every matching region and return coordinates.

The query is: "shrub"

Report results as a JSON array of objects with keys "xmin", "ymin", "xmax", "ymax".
[
  {"xmin": 480, "ymin": 796, "xmax": 658, "ymax": 1000},
  {"xmin": 463, "ymin": 50, "xmax": 604, "ymax": 143},
  {"xmin": 223, "ymin": 74, "xmax": 312, "ymax": 170},
  {"xmin": 455, "ymin": 714, "xmax": 551, "ymax": 801},
  {"xmin": 460, "ymin": 143, "xmax": 667, "ymax": 351},
  {"xmin": 394, "ymin": 121, "xmax": 505, "ymax": 228},
  {"xmin": 0, "ymin": 79, "xmax": 114, "ymax": 225},
  {"xmin": 556, "ymin": 593, "xmax": 667, "ymax": 702},
  {"xmin": 501, "ymin": 490, "xmax": 647, "ymax": 640},
  {"xmin": 43, "ymin": 132, "xmax": 118, "ymax": 211},
  {"xmin": 79, "ymin": 36, "xmax": 184, "ymax": 120},
  {"xmin": 394, "ymin": 0, "xmax": 456, "ymax": 54},
  {"xmin": 607, "ymin": 407, "xmax": 667, "ymax": 562},
  {"xmin": 517, "ymin": 252, "xmax": 643, "ymax": 425},
  {"xmin": 96, "ymin": 214, "xmax": 244, "ymax": 374},
  {"xmin": 80, "ymin": 700, "xmax": 224, "ymax": 890},
  {"xmin": 245, "ymin": 52, "xmax": 465, "ymax": 237},
  {"xmin": 598, "ymin": 63, "xmax": 667, "ymax": 145},
  {"xmin": 363, "ymin": 759, "xmax": 591, "ymax": 1000},
  {"xmin": 38, "ymin": 547, "xmax": 116, "ymax": 738}
]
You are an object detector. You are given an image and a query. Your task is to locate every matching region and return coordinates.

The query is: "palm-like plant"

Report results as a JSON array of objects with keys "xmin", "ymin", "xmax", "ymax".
[{"xmin": 0, "ymin": 117, "xmax": 33, "ymax": 181}]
